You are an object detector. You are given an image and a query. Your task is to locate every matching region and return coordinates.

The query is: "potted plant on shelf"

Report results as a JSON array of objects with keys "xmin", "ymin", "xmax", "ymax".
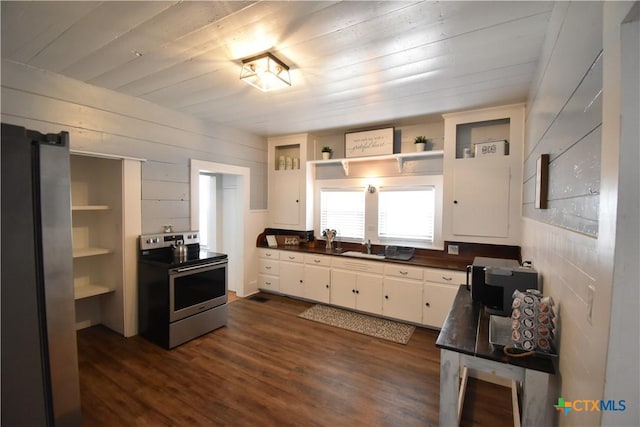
[
  {"xmin": 414, "ymin": 136, "xmax": 430, "ymax": 152},
  {"xmin": 321, "ymin": 146, "xmax": 333, "ymax": 160}
]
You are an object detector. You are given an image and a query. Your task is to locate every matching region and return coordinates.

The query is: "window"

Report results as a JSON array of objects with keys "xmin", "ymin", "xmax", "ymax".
[
  {"xmin": 378, "ymin": 186, "xmax": 435, "ymax": 242},
  {"xmin": 320, "ymin": 189, "xmax": 365, "ymax": 240}
]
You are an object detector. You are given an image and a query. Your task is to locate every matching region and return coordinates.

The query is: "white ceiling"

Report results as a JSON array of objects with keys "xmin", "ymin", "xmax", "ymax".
[{"xmin": 1, "ymin": 1, "xmax": 553, "ymax": 137}]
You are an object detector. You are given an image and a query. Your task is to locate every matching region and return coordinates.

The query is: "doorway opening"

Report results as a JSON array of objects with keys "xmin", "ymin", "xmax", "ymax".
[{"xmin": 190, "ymin": 160, "xmax": 250, "ymax": 297}]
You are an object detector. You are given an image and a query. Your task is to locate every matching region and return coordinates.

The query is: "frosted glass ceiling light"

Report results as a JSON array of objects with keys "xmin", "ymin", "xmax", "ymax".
[{"xmin": 240, "ymin": 52, "xmax": 291, "ymax": 92}]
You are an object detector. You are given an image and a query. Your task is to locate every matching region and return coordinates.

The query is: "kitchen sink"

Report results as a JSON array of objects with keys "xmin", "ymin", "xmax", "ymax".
[{"xmin": 340, "ymin": 251, "xmax": 385, "ymax": 260}]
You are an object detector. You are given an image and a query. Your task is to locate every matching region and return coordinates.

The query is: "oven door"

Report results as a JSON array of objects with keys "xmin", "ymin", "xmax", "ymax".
[{"xmin": 169, "ymin": 259, "xmax": 227, "ymax": 322}]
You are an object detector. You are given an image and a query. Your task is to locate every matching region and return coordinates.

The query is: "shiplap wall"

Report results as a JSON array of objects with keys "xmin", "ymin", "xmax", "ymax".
[
  {"xmin": 0, "ymin": 60, "xmax": 267, "ymax": 234},
  {"xmin": 521, "ymin": 3, "xmax": 628, "ymax": 426},
  {"xmin": 523, "ymin": 3, "xmax": 603, "ymax": 236}
]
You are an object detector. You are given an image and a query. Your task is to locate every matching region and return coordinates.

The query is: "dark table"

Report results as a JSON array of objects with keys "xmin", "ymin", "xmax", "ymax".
[{"xmin": 436, "ymin": 286, "xmax": 556, "ymax": 426}]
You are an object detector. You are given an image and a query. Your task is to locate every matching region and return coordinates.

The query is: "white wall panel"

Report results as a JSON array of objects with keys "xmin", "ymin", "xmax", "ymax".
[
  {"xmin": 525, "ymin": 1, "xmax": 603, "ymax": 151},
  {"xmin": 1, "ymin": 60, "xmax": 268, "ymax": 235},
  {"xmin": 521, "ymin": 2, "xmax": 637, "ymax": 426}
]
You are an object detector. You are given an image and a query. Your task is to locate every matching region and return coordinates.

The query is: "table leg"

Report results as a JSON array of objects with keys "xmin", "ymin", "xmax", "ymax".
[
  {"xmin": 521, "ymin": 369, "xmax": 551, "ymax": 426},
  {"xmin": 439, "ymin": 349, "xmax": 460, "ymax": 427}
]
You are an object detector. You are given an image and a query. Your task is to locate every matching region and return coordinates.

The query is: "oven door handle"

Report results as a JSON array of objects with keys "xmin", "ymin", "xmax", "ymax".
[{"xmin": 174, "ymin": 261, "xmax": 227, "ymax": 273}]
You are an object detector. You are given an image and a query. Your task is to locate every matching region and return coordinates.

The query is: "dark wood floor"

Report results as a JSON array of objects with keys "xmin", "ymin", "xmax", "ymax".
[{"xmin": 77, "ymin": 293, "xmax": 513, "ymax": 427}]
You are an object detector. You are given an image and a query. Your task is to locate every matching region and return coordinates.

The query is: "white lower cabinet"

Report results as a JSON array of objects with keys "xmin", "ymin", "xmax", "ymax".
[
  {"xmin": 422, "ymin": 282, "xmax": 459, "ymax": 328},
  {"xmin": 303, "ymin": 254, "xmax": 331, "ymax": 303},
  {"xmin": 383, "ymin": 277, "xmax": 424, "ymax": 323},
  {"xmin": 257, "ymin": 248, "xmax": 280, "ymax": 293},
  {"xmin": 383, "ymin": 264, "xmax": 424, "ymax": 323},
  {"xmin": 422, "ymin": 268, "xmax": 466, "ymax": 328},
  {"xmin": 331, "ymin": 269, "xmax": 383, "ymax": 315},
  {"xmin": 257, "ymin": 249, "xmax": 463, "ymax": 328},
  {"xmin": 280, "ymin": 258, "xmax": 305, "ymax": 298}
]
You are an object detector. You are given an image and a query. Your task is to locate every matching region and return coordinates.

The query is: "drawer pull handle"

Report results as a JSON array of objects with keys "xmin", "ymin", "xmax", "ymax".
[
  {"xmin": 314, "ymin": 259, "xmax": 321, "ymax": 263},
  {"xmin": 266, "ymin": 253, "xmax": 272, "ymax": 257},
  {"xmin": 289, "ymin": 256, "xmax": 295, "ymax": 260},
  {"xmin": 265, "ymin": 266, "xmax": 272, "ymax": 270},
  {"xmin": 265, "ymin": 281, "xmax": 271, "ymax": 285},
  {"xmin": 399, "ymin": 271, "xmax": 408, "ymax": 275},
  {"xmin": 442, "ymin": 276, "xmax": 452, "ymax": 281}
]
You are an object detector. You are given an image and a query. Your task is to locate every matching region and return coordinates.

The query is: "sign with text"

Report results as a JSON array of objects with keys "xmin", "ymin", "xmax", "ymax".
[{"xmin": 345, "ymin": 127, "xmax": 394, "ymax": 158}]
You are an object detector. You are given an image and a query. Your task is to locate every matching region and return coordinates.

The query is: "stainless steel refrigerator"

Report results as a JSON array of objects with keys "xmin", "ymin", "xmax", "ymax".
[{"xmin": 1, "ymin": 123, "xmax": 82, "ymax": 426}]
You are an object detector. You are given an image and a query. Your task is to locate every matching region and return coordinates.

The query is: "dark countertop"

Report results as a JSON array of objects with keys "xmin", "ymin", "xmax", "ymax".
[
  {"xmin": 436, "ymin": 285, "xmax": 556, "ymax": 375},
  {"xmin": 256, "ymin": 230, "xmax": 522, "ymax": 272},
  {"xmin": 257, "ymin": 244, "xmax": 471, "ymax": 271}
]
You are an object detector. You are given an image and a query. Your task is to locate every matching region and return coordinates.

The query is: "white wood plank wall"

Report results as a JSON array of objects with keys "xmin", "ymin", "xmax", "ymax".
[
  {"xmin": 523, "ymin": 1, "xmax": 603, "ymax": 237},
  {"xmin": 520, "ymin": 3, "xmax": 630, "ymax": 427},
  {"xmin": 0, "ymin": 60, "xmax": 267, "ymax": 234}
]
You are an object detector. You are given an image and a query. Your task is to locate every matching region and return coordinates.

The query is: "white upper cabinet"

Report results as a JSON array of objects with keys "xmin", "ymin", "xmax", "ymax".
[
  {"xmin": 267, "ymin": 133, "xmax": 316, "ymax": 231},
  {"xmin": 442, "ymin": 104, "xmax": 524, "ymax": 244}
]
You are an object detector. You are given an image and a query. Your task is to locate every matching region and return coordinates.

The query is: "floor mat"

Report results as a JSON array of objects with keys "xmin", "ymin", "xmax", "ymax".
[{"xmin": 298, "ymin": 304, "xmax": 415, "ymax": 344}]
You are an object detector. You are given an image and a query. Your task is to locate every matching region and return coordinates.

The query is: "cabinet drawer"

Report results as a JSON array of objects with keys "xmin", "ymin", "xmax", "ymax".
[
  {"xmin": 257, "ymin": 274, "xmax": 280, "ymax": 292},
  {"xmin": 304, "ymin": 254, "xmax": 331, "ymax": 267},
  {"xmin": 423, "ymin": 268, "xmax": 465, "ymax": 285},
  {"xmin": 384, "ymin": 264, "xmax": 423, "ymax": 281},
  {"xmin": 258, "ymin": 259, "xmax": 280, "ymax": 275},
  {"xmin": 331, "ymin": 257, "xmax": 385, "ymax": 275},
  {"xmin": 280, "ymin": 252, "xmax": 304, "ymax": 263},
  {"xmin": 258, "ymin": 248, "xmax": 280, "ymax": 260}
]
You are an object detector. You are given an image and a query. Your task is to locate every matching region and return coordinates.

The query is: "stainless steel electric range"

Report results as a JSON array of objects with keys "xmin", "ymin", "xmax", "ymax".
[{"xmin": 138, "ymin": 231, "xmax": 228, "ymax": 349}]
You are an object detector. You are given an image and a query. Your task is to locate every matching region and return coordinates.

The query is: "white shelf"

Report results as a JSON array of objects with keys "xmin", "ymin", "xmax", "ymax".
[
  {"xmin": 73, "ymin": 247, "xmax": 113, "ymax": 258},
  {"xmin": 72, "ymin": 205, "xmax": 111, "ymax": 211},
  {"xmin": 309, "ymin": 150, "xmax": 444, "ymax": 175},
  {"xmin": 74, "ymin": 283, "xmax": 114, "ymax": 300}
]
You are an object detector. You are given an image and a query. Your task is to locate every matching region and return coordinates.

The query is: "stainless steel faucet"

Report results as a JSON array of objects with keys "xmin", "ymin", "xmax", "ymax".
[{"xmin": 364, "ymin": 239, "xmax": 372, "ymax": 254}]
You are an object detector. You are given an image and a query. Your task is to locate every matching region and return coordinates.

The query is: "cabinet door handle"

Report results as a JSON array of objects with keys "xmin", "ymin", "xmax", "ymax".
[
  {"xmin": 453, "ymin": 200, "xmax": 458, "ymax": 204},
  {"xmin": 325, "ymin": 284, "xmax": 329, "ymax": 288},
  {"xmin": 442, "ymin": 276, "xmax": 452, "ymax": 281},
  {"xmin": 299, "ymin": 280, "xmax": 303, "ymax": 283},
  {"xmin": 356, "ymin": 290, "xmax": 359, "ymax": 294},
  {"xmin": 425, "ymin": 302, "xmax": 431, "ymax": 307},
  {"xmin": 352, "ymin": 289, "xmax": 356, "ymax": 294},
  {"xmin": 385, "ymin": 295, "xmax": 389, "ymax": 299}
]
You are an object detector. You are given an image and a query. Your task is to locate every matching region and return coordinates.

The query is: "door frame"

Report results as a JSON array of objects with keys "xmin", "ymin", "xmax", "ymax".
[{"xmin": 190, "ymin": 159, "xmax": 250, "ymax": 297}]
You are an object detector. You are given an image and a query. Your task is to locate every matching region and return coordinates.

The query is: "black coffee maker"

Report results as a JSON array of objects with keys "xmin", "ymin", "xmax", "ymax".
[{"xmin": 467, "ymin": 257, "xmax": 539, "ymax": 316}]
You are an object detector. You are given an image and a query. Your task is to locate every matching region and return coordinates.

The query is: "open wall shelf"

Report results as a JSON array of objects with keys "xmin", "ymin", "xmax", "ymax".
[{"xmin": 308, "ymin": 150, "xmax": 444, "ymax": 175}]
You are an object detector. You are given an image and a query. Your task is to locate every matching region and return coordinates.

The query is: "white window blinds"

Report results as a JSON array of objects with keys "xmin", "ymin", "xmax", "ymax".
[
  {"xmin": 378, "ymin": 186, "xmax": 435, "ymax": 241},
  {"xmin": 320, "ymin": 189, "xmax": 365, "ymax": 240}
]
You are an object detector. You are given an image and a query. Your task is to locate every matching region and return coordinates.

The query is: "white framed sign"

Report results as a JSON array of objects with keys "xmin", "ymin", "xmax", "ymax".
[{"xmin": 345, "ymin": 127, "xmax": 394, "ymax": 158}]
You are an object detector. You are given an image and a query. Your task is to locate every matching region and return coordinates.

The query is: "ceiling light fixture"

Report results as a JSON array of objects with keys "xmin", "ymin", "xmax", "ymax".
[{"xmin": 240, "ymin": 52, "xmax": 291, "ymax": 92}]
